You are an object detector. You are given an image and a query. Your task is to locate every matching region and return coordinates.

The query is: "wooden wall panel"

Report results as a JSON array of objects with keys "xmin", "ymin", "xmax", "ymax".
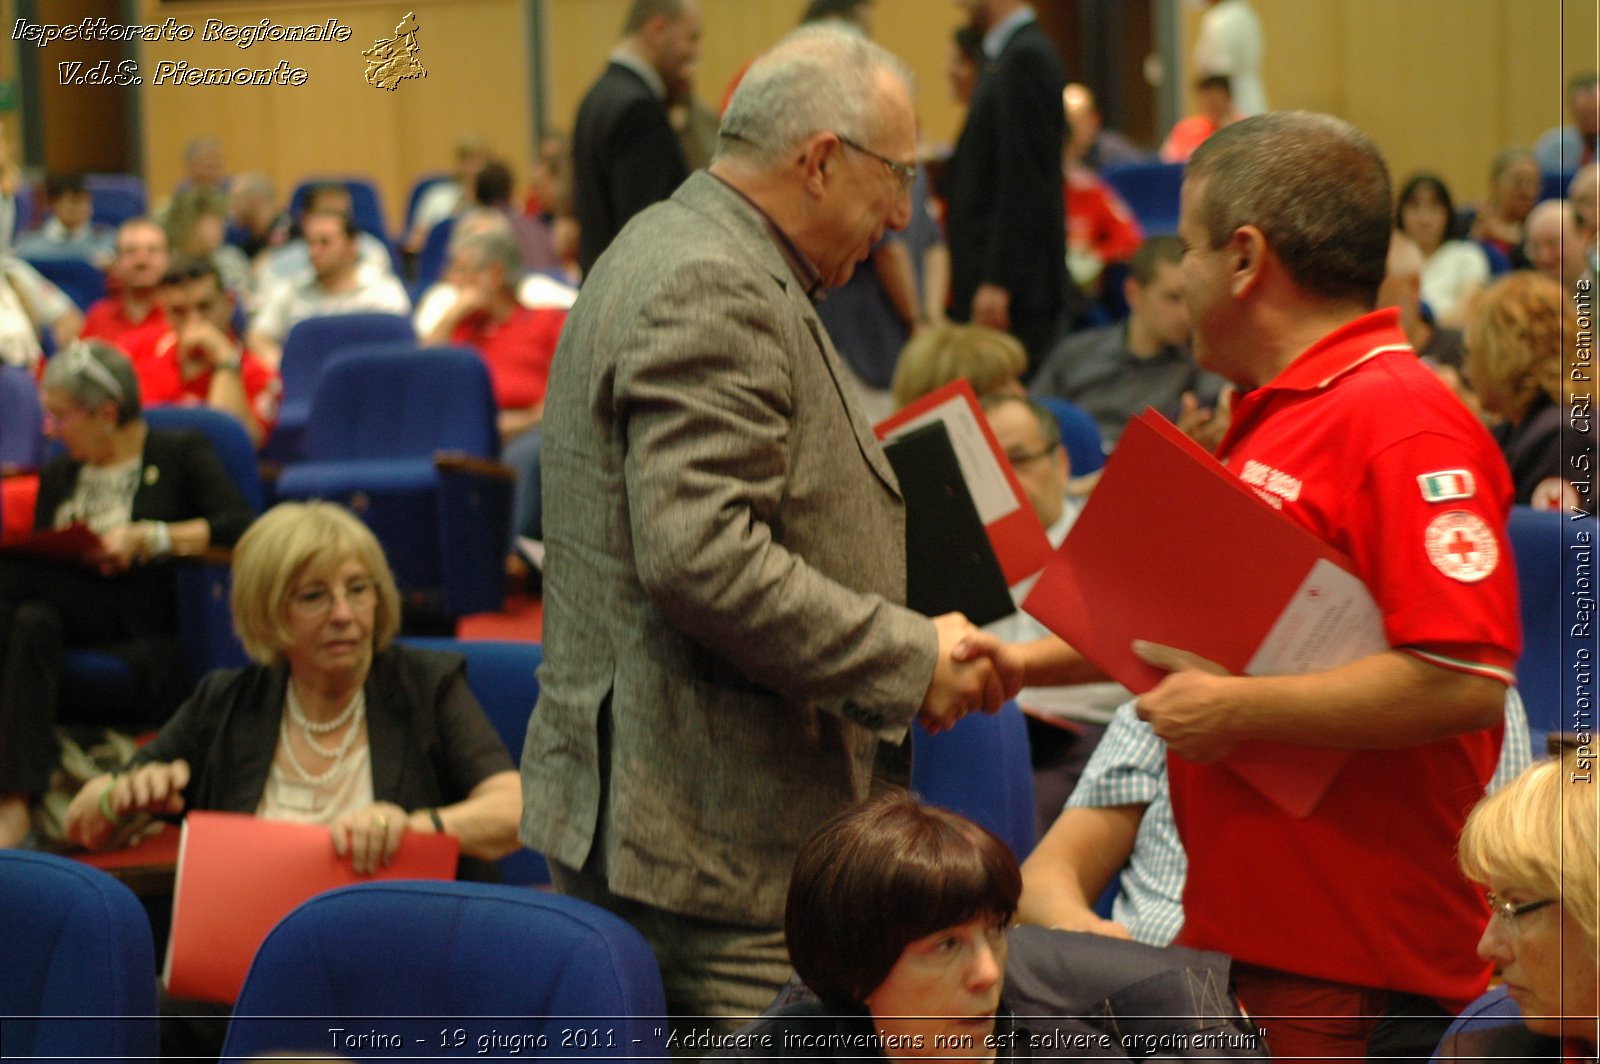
[
  {"xmin": 1180, "ymin": 0, "xmax": 1576, "ymax": 206},
  {"xmin": 133, "ymin": 0, "xmax": 530, "ymax": 232}
]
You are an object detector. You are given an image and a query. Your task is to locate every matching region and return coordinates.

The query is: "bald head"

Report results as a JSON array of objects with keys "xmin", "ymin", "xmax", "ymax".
[
  {"xmin": 1524, "ymin": 200, "xmax": 1588, "ymax": 288},
  {"xmin": 1570, "ymin": 163, "xmax": 1600, "ymax": 240}
]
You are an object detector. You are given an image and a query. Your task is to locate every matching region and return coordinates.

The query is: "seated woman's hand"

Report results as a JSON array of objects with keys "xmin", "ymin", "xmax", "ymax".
[
  {"xmin": 66, "ymin": 760, "xmax": 191, "ymax": 849},
  {"xmin": 112, "ymin": 760, "xmax": 191, "ymax": 819},
  {"xmin": 330, "ymin": 800, "xmax": 411, "ymax": 875},
  {"xmin": 95, "ymin": 523, "xmax": 144, "ymax": 574}
]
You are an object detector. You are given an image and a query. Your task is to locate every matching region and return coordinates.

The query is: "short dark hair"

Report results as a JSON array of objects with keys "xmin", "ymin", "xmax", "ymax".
[
  {"xmin": 474, "ymin": 161, "xmax": 514, "ymax": 208},
  {"xmin": 1186, "ymin": 111, "xmax": 1391, "ymax": 307},
  {"xmin": 304, "ymin": 208, "xmax": 357, "ymax": 240},
  {"xmin": 1395, "ymin": 172, "xmax": 1458, "ymax": 239},
  {"xmin": 1129, "ymin": 235, "xmax": 1183, "ymax": 286},
  {"xmin": 784, "ymin": 792, "xmax": 1020, "ymax": 1008},
  {"xmin": 1571, "ymin": 72, "xmax": 1599, "ymax": 98},
  {"xmin": 1195, "ymin": 74, "xmax": 1231, "ymax": 95},
  {"xmin": 623, "ymin": 0, "xmax": 684, "ymax": 35},
  {"xmin": 952, "ymin": 24, "xmax": 983, "ymax": 67},
  {"xmin": 160, "ymin": 257, "xmax": 224, "ymax": 290},
  {"xmin": 44, "ymin": 173, "xmax": 86, "ymax": 201},
  {"xmin": 800, "ymin": 0, "xmax": 870, "ymax": 25}
]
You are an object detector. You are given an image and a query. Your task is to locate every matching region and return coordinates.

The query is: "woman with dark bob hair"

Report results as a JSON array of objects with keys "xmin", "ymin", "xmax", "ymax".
[{"xmin": 719, "ymin": 792, "xmax": 1025, "ymax": 1061}]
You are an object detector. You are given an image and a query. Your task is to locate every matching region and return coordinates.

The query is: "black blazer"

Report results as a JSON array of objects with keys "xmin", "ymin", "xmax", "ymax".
[
  {"xmin": 572, "ymin": 61, "xmax": 690, "ymax": 277},
  {"xmin": 942, "ymin": 21, "xmax": 1067, "ymax": 325},
  {"xmin": 34, "ymin": 426, "xmax": 253, "ymax": 635}
]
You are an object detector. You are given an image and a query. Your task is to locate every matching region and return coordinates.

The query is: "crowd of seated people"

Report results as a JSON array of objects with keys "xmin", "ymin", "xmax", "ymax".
[{"xmin": 0, "ymin": 11, "xmax": 1597, "ymax": 1062}]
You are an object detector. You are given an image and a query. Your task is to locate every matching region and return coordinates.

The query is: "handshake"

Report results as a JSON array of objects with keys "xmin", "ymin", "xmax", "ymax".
[{"xmin": 916, "ymin": 612, "xmax": 1025, "ymax": 734}]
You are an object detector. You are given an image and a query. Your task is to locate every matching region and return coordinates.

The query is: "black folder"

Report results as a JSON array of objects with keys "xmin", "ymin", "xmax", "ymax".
[{"xmin": 882, "ymin": 421, "xmax": 1016, "ymax": 627}]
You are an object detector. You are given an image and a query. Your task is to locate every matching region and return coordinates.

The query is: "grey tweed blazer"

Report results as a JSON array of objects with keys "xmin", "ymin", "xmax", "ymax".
[{"xmin": 519, "ymin": 171, "xmax": 936, "ymax": 927}]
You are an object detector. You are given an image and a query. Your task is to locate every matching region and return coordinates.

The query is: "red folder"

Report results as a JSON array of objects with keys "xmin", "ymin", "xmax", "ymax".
[
  {"xmin": 0, "ymin": 522, "xmax": 101, "ymax": 564},
  {"xmin": 1021, "ymin": 411, "xmax": 1388, "ymax": 816},
  {"xmin": 875, "ymin": 379, "xmax": 1052, "ymax": 585},
  {"xmin": 163, "ymin": 811, "xmax": 460, "ymax": 1004}
]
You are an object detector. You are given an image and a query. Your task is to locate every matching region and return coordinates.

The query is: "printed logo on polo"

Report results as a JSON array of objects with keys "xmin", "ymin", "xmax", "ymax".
[
  {"xmin": 1239, "ymin": 459, "xmax": 1302, "ymax": 510},
  {"xmin": 1423, "ymin": 510, "xmax": 1499, "ymax": 583},
  {"xmin": 1417, "ymin": 469, "xmax": 1477, "ymax": 503}
]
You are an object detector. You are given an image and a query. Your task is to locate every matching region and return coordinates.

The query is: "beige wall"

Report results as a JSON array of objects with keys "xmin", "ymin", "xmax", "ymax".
[
  {"xmin": 29, "ymin": 0, "xmax": 1587, "ymax": 231},
  {"xmin": 1181, "ymin": 0, "xmax": 1590, "ymax": 203},
  {"xmin": 133, "ymin": 0, "xmax": 531, "ymax": 232},
  {"xmin": 540, "ymin": 0, "xmax": 971, "ymax": 151}
]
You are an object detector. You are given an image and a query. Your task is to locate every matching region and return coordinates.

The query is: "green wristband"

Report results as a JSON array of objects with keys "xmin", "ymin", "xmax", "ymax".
[
  {"xmin": 98, "ymin": 780, "xmax": 125, "ymax": 826},
  {"xmin": 428, "ymin": 808, "xmax": 445, "ymax": 833}
]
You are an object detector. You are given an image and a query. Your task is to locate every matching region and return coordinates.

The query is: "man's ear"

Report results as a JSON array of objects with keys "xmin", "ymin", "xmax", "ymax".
[
  {"xmin": 1229, "ymin": 225, "xmax": 1267, "ymax": 297},
  {"xmin": 798, "ymin": 132, "xmax": 839, "ymax": 198}
]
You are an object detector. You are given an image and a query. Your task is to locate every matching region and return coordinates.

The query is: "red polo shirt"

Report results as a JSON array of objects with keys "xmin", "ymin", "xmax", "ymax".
[
  {"xmin": 451, "ymin": 304, "xmax": 565, "ymax": 412},
  {"xmin": 129, "ymin": 332, "xmax": 282, "ymax": 442},
  {"xmin": 80, "ymin": 297, "xmax": 168, "ymax": 359},
  {"xmin": 1170, "ymin": 309, "xmax": 1520, "ymax": 1008}
]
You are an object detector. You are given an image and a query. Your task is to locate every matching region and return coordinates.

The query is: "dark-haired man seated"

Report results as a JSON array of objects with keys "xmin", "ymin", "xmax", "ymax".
[{"xmin": 129, "ymin": 259, "xmax": 281, "ymax": 449}]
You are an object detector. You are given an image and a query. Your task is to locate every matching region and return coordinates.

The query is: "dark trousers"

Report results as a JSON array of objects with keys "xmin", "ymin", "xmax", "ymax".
[{"xmin": 0, "ymin": 558, "xmax": 184, "ymax": 794}]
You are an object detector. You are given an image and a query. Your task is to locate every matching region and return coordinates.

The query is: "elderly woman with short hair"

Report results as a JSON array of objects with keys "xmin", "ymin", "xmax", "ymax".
[
  {"xmin": 66, "ymin": 500, "xmax": 521, "ymax": 877},
  {"xmin": 0, "ymin": 340, "xmax": 252, "ymax": 847}
]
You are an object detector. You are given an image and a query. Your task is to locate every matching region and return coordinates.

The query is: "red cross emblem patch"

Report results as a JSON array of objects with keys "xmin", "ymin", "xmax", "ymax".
[{"xmin": 1423, "ymin": 511, "xmax": 1499, "ymax": 583}]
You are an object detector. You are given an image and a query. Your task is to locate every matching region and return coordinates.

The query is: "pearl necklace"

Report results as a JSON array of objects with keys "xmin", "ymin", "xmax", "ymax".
[
  {"xmin": 288, "ymin": 683, "xmax": 361, "ymax": 757},
  {"xmin": 279, "ymin": 691, "xmax": 367, "ymax": 786}
]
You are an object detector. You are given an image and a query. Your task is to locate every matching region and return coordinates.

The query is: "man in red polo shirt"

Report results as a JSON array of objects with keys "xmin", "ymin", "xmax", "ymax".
[
  {"xmin": 419, "ymin": 225, "xmax": 564, "ymax": 443},
  {"xmin": 961, "ymin": 111, "xmax": 1520, "ymax": 1059},
  {"xmin": 1134, "ymin": 111, "xmax": 1520, "ymax": 1059},
  {"xmin": 79, "ymin": 217, "xmax": 169, "ymax": 356},
  {"xmin": 130, "ymin": 259, "xmax": 280, "ymax": 450}
]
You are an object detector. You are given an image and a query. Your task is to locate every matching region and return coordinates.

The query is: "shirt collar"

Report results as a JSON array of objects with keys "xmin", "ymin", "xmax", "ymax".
[
  {"xmin": 1258, "ymin": 308, "xmax": 1413, "ymax": 394},
  {"xmin": 609, "ymin": 49, "xmax": 666, "ymax": 101},
  {"xmin": 709, "ymin": 173, "xmax": 824, "ymax": 301},
  {"xmin": 984, "ymin": 5, "xmax": 1036, "ymax": 59}
]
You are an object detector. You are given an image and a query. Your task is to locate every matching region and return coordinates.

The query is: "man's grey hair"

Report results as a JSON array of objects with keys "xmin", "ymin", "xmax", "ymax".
[
  {"xmin": 716, "ymin": 25, "xmax": 915, "ymax": 171},
  {"xmin": 453, "ymin": 226, "xmax": 523, "ymax": 286}
]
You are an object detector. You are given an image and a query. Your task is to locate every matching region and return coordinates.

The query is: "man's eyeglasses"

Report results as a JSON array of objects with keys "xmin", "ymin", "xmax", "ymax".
[
  {"xmin": 832, "ymin": 133, "xmax": 917, "ymax": 195},
  {"xmin": 1005, "ymin": 444, "xmax": 1058, "ymax": 468},
  {"xmin": 1486, "ymin": 892, "xmax": 1555, "ymax": 937}
]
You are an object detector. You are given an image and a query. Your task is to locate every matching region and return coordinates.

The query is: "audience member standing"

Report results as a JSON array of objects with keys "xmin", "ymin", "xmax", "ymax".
[
  {"xmin": 520, "ymin": 27, "xmax": 1008, "ymax": 1033},
  {"xmin": 571, "ymin": 0, "xmax": 701, "ymax": 279},
  {"xmin": 1534, "ymin": 72, "xmax": 1598, "ymax": 173},
  {"xmin": 1192, "ymin": 0, "xmax": 1267, "ymax": 116},
  {"xmin": 943, "ymin": 0, "xmax": 1068, "ymax": 376}
]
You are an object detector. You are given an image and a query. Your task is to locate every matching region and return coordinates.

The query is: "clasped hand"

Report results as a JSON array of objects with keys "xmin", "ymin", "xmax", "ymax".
[{"xmin": 918, "ymin": 613, "xmax": 1024, "ymax": 734}]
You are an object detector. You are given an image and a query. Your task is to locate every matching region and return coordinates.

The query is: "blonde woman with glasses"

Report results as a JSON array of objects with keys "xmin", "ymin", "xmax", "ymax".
[
  {"xmin": 0, "ymin": 340, "xmax": 252, "ymax": 847},
  {"xmin": 65, "ymin": 500, "xmax": 521, "ymax": 877},
  {"xmin": 1448, "ymin": 749, "xmax": 1600, "ymax": 1058}
]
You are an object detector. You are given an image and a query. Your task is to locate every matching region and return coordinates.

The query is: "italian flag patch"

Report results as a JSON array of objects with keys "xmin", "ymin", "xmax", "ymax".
[{"xmin": 1417, "ymin": 469, "xmax": 1476, "ymax": 502}]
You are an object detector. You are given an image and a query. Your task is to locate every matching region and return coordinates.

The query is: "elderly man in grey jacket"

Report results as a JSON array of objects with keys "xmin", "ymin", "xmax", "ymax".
[{"xmin": 520, "ymin": 25, "xmax": 1013, "ymax": 1035}]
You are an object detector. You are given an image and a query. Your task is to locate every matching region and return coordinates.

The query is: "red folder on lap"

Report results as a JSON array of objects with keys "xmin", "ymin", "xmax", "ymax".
[
  {"xmin": 163, "ymin": 811, "xmax": 460, "ymax": 1004},
  {"xmin": 1021, "ymin": 411, "xmax": 1388, "ymax": 817}
]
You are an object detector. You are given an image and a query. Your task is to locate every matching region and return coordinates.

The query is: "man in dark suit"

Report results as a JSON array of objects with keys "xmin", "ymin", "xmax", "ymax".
[
  {"xmin": 571, "ymin": 0, "xmax": 701, "ymax": 278},
  {"xmin": 943, "ymin": 0, "xmax": 1068, "ymax": 376},
  {"xmin": 521, "ymin": 25, "xmax": 1013, "ymax": 1035}
]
